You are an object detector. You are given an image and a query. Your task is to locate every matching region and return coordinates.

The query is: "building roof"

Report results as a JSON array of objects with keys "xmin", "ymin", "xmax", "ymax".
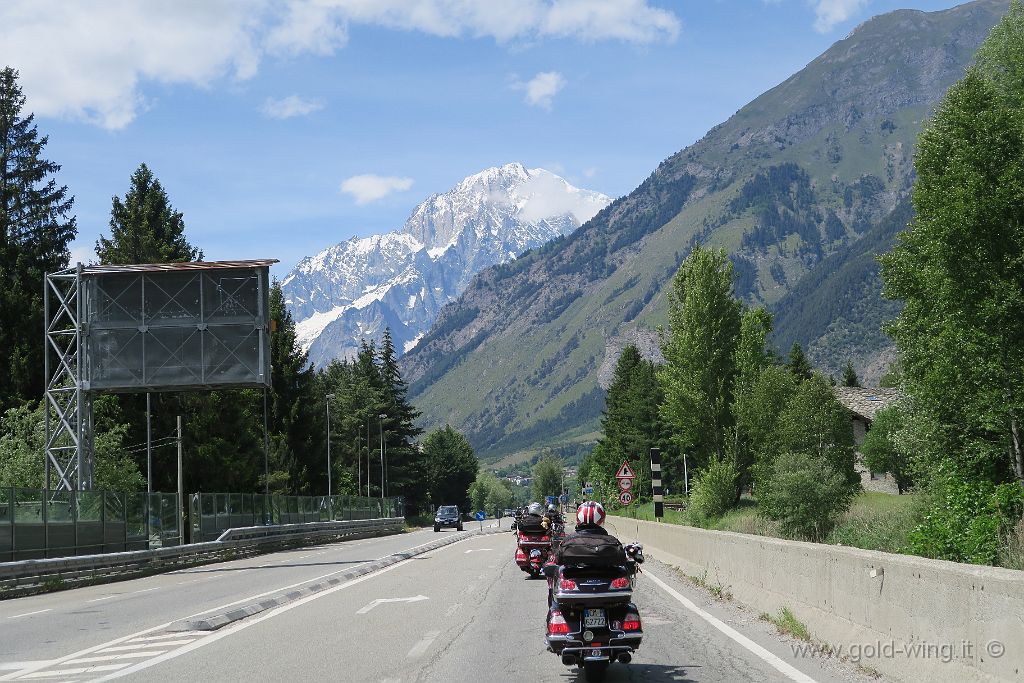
[
  {"xmin": 58, "ymin": 260, "xmax": 279, "ymax": 276},
  {"xmin": 832, "ymin": 386, "xmax": 904, "ymax": 421}
]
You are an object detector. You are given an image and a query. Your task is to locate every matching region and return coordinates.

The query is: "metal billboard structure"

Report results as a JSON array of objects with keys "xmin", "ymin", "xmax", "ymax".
[{"xmin": 44, "ymin": 260, "xmax": 276, "ymax": 491}]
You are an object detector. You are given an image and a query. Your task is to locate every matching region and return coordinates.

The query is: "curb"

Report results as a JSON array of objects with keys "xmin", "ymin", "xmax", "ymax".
[{"xmin": 173, "ymin": 524, "xmax": 507, "ymax": 632}]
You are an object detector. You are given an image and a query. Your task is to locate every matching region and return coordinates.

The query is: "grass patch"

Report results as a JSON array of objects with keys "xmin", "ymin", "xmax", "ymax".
[
  {"xmin": 687, "ymin": 569, "xmax": 733, "ymax": 601},
  {"xmin": 613, "ymin": 491, "xmax": 922, "ymax": 556},
  {"xmin": 761, "ymin": 606, "xmax": 811, "ymax": 641}
]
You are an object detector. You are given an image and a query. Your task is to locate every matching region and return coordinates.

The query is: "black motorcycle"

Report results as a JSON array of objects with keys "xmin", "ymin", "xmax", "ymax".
[{"xmin": 544, "ymin": 543, "xmax": 644, "ymax": 682}]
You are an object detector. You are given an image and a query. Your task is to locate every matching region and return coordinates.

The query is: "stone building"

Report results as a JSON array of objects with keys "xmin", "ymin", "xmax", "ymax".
[{"xmin": 832, "ymin": 386, "xmax": 904, "ymax": 494}]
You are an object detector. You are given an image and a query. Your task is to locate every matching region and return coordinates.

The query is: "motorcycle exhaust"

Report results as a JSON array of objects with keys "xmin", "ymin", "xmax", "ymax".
[
  {"xmin": 561, "ymin": 654, "xmax": 577, "ymax": 667},
  {"xmin": 618, "ymin": 652, "xmax": 632, "ymax": 664}
]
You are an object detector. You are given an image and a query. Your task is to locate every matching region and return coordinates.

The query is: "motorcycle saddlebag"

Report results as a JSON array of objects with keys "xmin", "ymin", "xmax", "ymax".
[{"xmin": 559, "ymin": 534, "xmax": 626, "ymax": 567}]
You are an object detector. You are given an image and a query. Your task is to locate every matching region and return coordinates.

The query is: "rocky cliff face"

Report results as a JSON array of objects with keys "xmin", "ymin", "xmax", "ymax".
[
  {"xmin": 401, "ymin": 0, "xmax": 1009, "ymax": 459},
  {"xmin": 281, "ymin": 163, "xmax": 610, "ymax": 367}
]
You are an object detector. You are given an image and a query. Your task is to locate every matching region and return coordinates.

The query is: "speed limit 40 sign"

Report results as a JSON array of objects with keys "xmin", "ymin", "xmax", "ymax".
[{"xmin": 619, "ymin": 491, "xmax": 633, "ymax": 505}]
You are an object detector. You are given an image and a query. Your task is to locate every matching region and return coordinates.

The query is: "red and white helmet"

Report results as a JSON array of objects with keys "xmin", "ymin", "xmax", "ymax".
[{"xmin": 576, "ymin": 501, "xmax": 606, "ymax": 527}]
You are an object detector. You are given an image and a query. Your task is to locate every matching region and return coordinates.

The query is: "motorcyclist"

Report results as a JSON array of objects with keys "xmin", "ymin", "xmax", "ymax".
[
  {"xmin": 518, "ymin": 501, "xmax": 547, "ymax": 534},
  {"xmin": 555, "ymin": 501, "xmax": 617, "ymax": 564}
]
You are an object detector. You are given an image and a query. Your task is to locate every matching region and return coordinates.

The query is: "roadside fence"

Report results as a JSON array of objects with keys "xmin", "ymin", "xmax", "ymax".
[
  {"xmin": 0, "ymin": 488, "xmax": 181, "ymax": 562},
  {"xmin": 189, "ymin": 493, "xmax": 402, "ymax": 542}
]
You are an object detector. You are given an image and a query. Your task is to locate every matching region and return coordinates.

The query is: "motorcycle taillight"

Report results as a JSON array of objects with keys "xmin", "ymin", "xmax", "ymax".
[
  {"xmin": 558, "ymin": 578, "xmax": 577, "ymax": 590},
  {"xmin": 515, "ymin": 548, "xmax": 525, "ymax": 560},
  {"xmin": 623, "ymin": 613, "xmax": 642, "ymax": 631},
  {"xmin": 548, "ymin": 610, "xmax": 571, "ymax": 635},
  {"xmin": 610, "ymin": 577, "xmax": 630, "ymax": 589}
]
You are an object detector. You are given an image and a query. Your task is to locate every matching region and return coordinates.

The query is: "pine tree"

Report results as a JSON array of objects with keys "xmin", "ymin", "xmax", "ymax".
[
  {"xmin": 842, "ymin": 361, "xmax": 859, "ymax": 387},
  {"xmin": 591, "ymin": 345, "xmax": 662, "ymax": 498},
  {"xmin": 267, "ymin": 281, "xmax": 322, "ymax": 493},
  {"xmin": 377, "ymin": 329, "xmax": 425, "ymax": 512},
  {"xmin": 0, "ymin": 67, "xmax": 76, "ymax": 412},
  {"xmin": 786, "ymin": 343, "xmax": 813, "ymax": 381},
  {"xmin": 96, "ymin": 163, "xmax": 202, "ymax": 264}
]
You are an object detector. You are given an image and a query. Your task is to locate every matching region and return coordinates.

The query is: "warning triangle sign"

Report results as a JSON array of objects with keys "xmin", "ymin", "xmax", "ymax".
[{"xmin": 616, "ymin": 461, "xmax": 636, "ymax": 479}]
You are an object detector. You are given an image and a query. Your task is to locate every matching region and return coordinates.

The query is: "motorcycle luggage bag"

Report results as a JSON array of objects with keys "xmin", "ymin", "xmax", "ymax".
[
  {"xmin": 517, "ymin": 516, "xmax": 546, "ymax": 534},
  {"xmin": 559, "ymin": 534, "xmax": 626, "ymax": 567}
]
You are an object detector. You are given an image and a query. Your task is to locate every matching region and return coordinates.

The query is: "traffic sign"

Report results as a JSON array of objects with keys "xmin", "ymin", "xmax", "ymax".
[
  {"xmin": 615, "ymin": 461, "xmax": 636, "ymax": 479},
  {"xmin": 619, "ymin": 491, "xmax": 633, "ymax": 505},
  {"xmin": 475, "ymin": 510, "xmax": 485, "ymax": 521},
  {"xmin": 618, "ymin": 477, "xmax": 633, "ymax": 492},
  {"xmin": 582, "ymin": 486, "xmax": 594, "ymax": 495},
  {"xmin": 559, "ymin": 494, "xmax": 568, "ymax": 504}
]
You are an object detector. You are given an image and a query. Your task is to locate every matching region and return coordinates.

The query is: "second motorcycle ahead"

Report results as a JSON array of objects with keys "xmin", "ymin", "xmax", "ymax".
[{"xmin": 514, "ymin": 502, "xmax": 564, "ymax": 578}]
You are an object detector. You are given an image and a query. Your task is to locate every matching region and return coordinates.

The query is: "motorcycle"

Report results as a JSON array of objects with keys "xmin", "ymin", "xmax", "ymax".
[
  {"xmin": 514, "ymin": 527, "xmax": 552, "ymax": 578},
  {"xmin": 544, "ymin": 542, "xmax": 644, "ymax": 681}
]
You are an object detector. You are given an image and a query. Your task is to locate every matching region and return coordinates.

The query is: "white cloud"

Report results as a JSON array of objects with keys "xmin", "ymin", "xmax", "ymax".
[
  {"xmin": 0, "ymin": 1, "xmax": 679, "ymax": 129},
  {"xmin": 812, "ymin": 0, "xmax": 870, "ymax": 33},
  {"xmin": 261, "ymin": 95, "xmax": 324, "ymax": 119},
  {"xmin": 68, "ymin": 243, "xmax": 96, "ymax": 266},
  {"xmin": 520, "ymin": 71, "xmax": 566, "ymax": 109},
  {"xmin": 582, "ymin": 166, "xmax": 598, "ymax": 178},
  {"xmin": 340, "ymin": 174, "xmax": 414, "ymax": 204}
]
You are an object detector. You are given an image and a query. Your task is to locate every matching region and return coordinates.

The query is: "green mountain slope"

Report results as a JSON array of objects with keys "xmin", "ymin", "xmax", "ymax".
[{"xmin": 401, "ymin": 0, "xmax": 1008, "ymax": 461}]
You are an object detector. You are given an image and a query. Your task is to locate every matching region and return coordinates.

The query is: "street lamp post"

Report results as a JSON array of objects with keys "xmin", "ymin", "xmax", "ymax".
[
  {"xmin": 357, "ymin": 425, "xmax": 364, "ymax": 498},
  {"xmin": 378, "ymin": 413, "xmax": 387, "ymax": 499},
  {"xmin": 325, "ymin": 394, "xmax": 335, "ymax": 499}
]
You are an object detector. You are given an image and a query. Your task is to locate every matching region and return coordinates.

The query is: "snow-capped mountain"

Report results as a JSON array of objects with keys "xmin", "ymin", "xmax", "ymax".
[{"xmin": 282, "ymin": 163, "xmax": 611, "ymax": 367}]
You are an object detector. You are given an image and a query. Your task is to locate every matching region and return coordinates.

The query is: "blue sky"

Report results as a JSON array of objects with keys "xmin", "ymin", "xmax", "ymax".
[{"xmin": 1, "ymin": 0, "xmax": 969, "ymax": 275}]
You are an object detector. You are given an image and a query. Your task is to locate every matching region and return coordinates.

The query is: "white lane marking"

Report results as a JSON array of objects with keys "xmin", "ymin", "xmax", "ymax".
[
  {"xmin": 97, "ymin": 642, "xmax": 193, "ymax": 653},
  {"xmin": 22, "ymin": 663, "xmax": 131, "ymax": 678},
  {"xmin": 406, "ymin": 631, "xmax": 440, "ymax": 658},
  {"xmin": 643, "ymin": 568, "xmax": 819, "ymax": 683},
  {"xmin": 277, "ymin": 555, "xmax": 309, "ymax": 563},
  {"xmin": 6, "ymin": 610, "xmax": 51, "ymax": 619},
  {"xmin": 0, "ymin": 664, "xmax": 53, "ymax": 672},
  {"xmin": 130, "ymin": 588, "xmax": 159, "ymax": 595},
  {"xmin": 463, "ymin": 548, "xmax": 492, "ymax": 554},
  {"xmin": 86, "ymin": 595, "xmax": 120, "ymax": 604},
  {"xmin": 443, "ymin": 603, "xmax": 462, "ymax": 618},
  {"xmin": 127, "ymin": 632, "xmax": 208, "ymax": 643},
  {"xmin": 97, "ymin": 534, "xmax": 482, "ymax": 681},
  {"xmin": 356, "ymin": 595, "xmax": 429, "ymax": 615},
  {"xmin": 65, "ymin": 652, "xmax": 167, "ymax": 665},
  {"xmin": 0, "ymin": 531, "xmax": 447, "ymax": 682}
]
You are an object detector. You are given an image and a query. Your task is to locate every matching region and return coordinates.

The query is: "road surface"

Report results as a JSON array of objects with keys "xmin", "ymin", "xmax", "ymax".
[{"xmin": 0, "ymin": 522, "xmax": 881, "ymax": 682}]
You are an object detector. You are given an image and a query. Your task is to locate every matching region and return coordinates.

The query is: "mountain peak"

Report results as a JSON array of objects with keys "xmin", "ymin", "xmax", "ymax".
[{"xmin": 282, "ymin": 163, "xmax": 612, "ymax": 366}]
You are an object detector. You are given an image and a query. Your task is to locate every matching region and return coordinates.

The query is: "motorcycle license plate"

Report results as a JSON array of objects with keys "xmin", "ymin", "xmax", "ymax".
[{"xmin": 583, "ymin": 609, "xmax": 607, "ymax": 628}]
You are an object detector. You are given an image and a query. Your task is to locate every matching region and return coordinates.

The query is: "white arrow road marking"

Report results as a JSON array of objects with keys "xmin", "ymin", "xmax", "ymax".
[
  {"xmin": 463, "ymin": 548, "xmax": 492, "ymax": 554},
  {"xmin": 356, "ymin": 595, "xmax": 429, "ymax": 615},
  {"xmin": 443, "ymin": 603, "xmax": 462, "ymax": 618},
  {"xmin": 406, "ymin": 630, "xmax": 440, "ymax": 658}
]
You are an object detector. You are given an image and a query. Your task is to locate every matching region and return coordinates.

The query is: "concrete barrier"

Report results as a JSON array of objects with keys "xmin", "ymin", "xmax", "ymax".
[{"xmin": 606, "ymin": 516, "xmax": 1023, "ymax": 683}]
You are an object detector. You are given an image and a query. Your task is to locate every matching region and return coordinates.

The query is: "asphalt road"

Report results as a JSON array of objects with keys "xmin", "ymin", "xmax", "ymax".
[{"xmin": 0, "ymin": 524, "xmax": 886, "ymax": 683}]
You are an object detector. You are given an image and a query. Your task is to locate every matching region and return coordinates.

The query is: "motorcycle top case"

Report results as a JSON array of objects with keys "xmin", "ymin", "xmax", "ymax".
[
  {"xmin": 517, "ymin": 515, "xmax": 547, "ymax": 534},
  {"xmin": 558, "ymin": 534, "xmax": 627, "ymax": 567}
]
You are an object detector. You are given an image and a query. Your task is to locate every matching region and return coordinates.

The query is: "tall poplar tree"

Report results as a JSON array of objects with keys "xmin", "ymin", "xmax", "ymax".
[
  {"xmin": 659, "ymin": 245, "xmax": 741, "ymax": 473},
  {"xmin": 0, "ymin": 67, "xmax": 76, "ymax": 411}
]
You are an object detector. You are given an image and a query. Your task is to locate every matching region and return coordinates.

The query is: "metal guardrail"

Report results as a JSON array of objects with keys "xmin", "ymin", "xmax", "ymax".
[{"xmin": 0, "ymin": 517, "xmax": 404, "ymax": 597}]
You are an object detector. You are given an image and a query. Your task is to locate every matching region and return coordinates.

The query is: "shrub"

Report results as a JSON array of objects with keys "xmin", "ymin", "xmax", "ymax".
[
  {"xmin": 689, "ymin": 456, "xmax": 739, "ymax": 518},
  {"xmin": 908, "ymin": 465, "xmax": 1024, "ymax": 565},
  {"xmin": 760, "ymin": 451, "xmax": 857, "ymax": 541}
]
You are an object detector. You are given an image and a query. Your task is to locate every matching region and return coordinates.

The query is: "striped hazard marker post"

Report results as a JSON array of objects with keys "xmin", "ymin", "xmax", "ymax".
[{"xmin": 650, "ymin": 447, "xmax": 664, "ymax": 520}]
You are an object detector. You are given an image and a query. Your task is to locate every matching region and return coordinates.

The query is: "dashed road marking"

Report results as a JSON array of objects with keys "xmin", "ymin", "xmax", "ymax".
[{"xmin": 6, "ymin": 610, "xmax": 51, "ymax": 619}]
